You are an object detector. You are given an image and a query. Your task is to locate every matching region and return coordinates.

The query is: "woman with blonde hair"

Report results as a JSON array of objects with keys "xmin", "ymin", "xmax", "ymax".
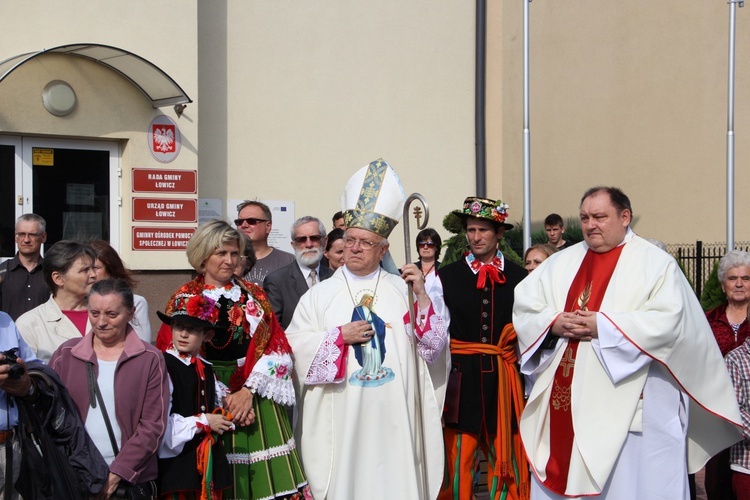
[
  {"xmin": 156, "ymin": 219, "xmax": 310, "ymax": 500},
  {"xmin": 523, "ymin": 243, "xmax": 558, "ymax": 273}
]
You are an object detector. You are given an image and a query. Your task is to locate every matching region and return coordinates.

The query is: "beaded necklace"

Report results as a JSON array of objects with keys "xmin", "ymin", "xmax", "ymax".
[{"xmin": 344, "ymin": 268, "xmax": 382, "ymax": 319}]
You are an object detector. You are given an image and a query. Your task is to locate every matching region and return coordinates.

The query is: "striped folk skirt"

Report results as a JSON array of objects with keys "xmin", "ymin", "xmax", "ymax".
[{"xmin": 212, "ymin": 361, "xmax": 311, "ymax": 500}]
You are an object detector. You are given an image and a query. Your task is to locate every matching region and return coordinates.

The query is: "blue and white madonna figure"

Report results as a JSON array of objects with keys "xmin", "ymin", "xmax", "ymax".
[
  {"xmin": 350, "ymin": 294, "xmax": 394, "ymax": 387},
  {"xmin": 285, "ymin": 158, "xmax": 450, "ymax": 500}
]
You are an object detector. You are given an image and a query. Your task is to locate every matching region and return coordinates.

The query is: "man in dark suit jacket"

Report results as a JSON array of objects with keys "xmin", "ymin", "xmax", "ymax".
[{"xmin": 264, "ymin": 216, "xmax": 334, "ymax": 329}]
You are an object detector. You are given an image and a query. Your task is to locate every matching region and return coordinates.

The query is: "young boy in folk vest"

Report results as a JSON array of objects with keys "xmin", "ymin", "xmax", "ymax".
[{"xmin": 156, "ymin": 294, "xmax": 248, "ymax": 499}]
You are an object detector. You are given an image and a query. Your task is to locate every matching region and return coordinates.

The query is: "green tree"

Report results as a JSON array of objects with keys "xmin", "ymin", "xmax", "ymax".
[
  {"xmin": 700, "ymin": 261, "xmax": 725, "ymax": 312},
  {"xmin": 440, "ymin": 213, "xmax": 523, "ymax": 267}
]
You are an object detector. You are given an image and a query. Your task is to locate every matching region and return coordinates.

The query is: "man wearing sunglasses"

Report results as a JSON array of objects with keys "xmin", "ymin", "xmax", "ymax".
[
  {"xmin": 0, "ymin": 214, "xmax": 49, "ymax": 320},
  {"xmin": 264, "ymin": 216, "xmax": 333, "ymax": 329},
  {"xmin": 235, "ymin": 200, "xmax": 294, "ymax": 285}
]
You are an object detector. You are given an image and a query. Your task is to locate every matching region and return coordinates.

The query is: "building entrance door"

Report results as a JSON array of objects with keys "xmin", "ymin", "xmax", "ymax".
[{"xmin": 0, "ymin": 136, "xmax": 120, "ymax": 259}]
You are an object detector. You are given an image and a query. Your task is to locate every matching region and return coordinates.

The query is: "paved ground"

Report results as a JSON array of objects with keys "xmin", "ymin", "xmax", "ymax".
[
  {"xmin": 472, "ymin": 467, "xmax": 708, "ymax": 499},
  {"xmin": 695, "ymin": 468, "xmax": 707, "ymax": 500}
]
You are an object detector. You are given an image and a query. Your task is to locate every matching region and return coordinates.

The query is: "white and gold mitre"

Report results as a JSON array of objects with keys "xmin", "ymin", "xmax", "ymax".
[{"xmin": 340, "ymin": 158, "xmax": 405, "ymax": 238}]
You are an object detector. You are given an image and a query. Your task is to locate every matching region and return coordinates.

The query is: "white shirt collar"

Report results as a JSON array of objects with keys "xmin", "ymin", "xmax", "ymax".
[
  {"xmin": 165, "ymin": 344, "xmax": 212, "ymax": 367},
  {"xmin": 342, "ymin": 265, "xmax": 380, "ymax": 282},
  {"xmin": 619, "ymin": 227, "xmax": 636, "ymax": 247},
  {"xmin": 297, "ymin": 261, "xmax": 320, "ymax": 279}
]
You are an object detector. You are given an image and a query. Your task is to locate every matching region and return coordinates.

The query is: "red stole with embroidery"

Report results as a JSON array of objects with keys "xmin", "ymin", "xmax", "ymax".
[{"xmin": 543, "ymin": 245, "xmax": 624, "ymax": 495}]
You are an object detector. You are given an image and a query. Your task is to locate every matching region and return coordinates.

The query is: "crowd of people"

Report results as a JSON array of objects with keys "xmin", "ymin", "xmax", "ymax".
[{"xmin": 0, "ymin": 161, "xmax": 748, "ymax": 499}]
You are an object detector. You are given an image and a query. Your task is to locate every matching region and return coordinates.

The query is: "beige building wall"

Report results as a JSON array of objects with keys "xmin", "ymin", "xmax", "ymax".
[
  {"xmin": 3, "ymin": 0, "xmax": 744, "ymax": 270},
  {"xmin": 490, "ymin": 1, "xmax": 750, "ymax": 245},
  {"xmin": 0, "ymin": 1, "xmax": 201, "ymax": 334},
  {"xmin": 0, "ymin": 2, "xmax": 478, "ymax": 333},
  {"xmin": 197, "ymin": 2, "xmax": 477, "ymax": 265},
  {"xmin": 0, "ymin": 0, "xmax": 200, "ymax": 271}
]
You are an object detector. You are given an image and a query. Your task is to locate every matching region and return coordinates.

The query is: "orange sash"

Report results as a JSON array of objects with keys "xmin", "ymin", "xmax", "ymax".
[{"xmin": 450, "ymin": 324, "xmax": 529, "ymax": 500}]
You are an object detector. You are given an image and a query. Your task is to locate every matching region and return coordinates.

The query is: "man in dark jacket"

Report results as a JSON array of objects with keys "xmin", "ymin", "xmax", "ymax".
[
  {"xmin": 264, "ymin": 216, "xmax": 333, "ymax": 329},
  {"xmin": 438, "ymin": 197, "xmax": 528, "ymax": 500},
  {"xmin": 0, "ymin": 214, "xmax": 49, "ymax": 320}
]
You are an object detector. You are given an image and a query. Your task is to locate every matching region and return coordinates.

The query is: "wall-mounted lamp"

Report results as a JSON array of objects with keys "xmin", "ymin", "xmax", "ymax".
[
  {"xmin": 42, "ymin": 80, "xmax": 77, "ymax": 116},
  {"xmin": 174, "ymin": 104, "xmax": 187, "ymax": 118}
]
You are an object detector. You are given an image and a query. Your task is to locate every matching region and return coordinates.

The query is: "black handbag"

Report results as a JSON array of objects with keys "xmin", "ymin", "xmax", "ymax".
[
  {"xmin": 15, "ymin": 367, "xmax": 109, "ymax": 499},
  {"xmin": 111, "ymin": 480, "xmax": 157, "ymax": 500},
  {"xmin": 87, "ymin": 363, "xmax": 158, "ymax": 500}
]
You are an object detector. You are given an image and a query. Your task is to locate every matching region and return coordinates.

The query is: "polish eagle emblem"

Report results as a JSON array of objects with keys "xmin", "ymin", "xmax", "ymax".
[{"xmin": 152, "ymin": 126, "xmax": 176, "ymax": 153}]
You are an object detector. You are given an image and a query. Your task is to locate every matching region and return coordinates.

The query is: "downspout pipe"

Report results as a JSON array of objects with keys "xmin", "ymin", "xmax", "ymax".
[{"xmin": 475, "ymin": 0, "xmax": 488, "ymax": 198}]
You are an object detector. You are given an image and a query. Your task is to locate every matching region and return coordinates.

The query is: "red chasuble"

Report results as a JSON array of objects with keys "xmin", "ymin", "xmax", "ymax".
[{"xmin": 543, "ymin": 245, "xmax": 624, "ymax": 495}]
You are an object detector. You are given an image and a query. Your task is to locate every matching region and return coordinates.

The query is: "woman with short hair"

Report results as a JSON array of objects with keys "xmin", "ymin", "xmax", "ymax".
[
  {"xmin": 706, "ymin": 249, "xmax": 750, "ymax": 499},
  {"xmin": 17, "ymin": 240, "xmax": 97, "ymax": 362},
  {"xmin": 90, "ymin": 240, "xmax": 152, "ymax": 343},
  {"xmin": 50, "ymin": 278, "xmax": 168, "ymax": 499}
]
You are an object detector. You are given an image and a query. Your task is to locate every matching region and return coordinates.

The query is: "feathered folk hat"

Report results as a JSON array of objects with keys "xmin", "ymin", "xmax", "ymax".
[
  {"xmin": 452, "ymin": 196, "xmax": 514, "ymax": 230},
  {"xmin": 157, "ymin": 290, "xmax": 226, "ymax": 330},
  {"xmin": 340, "ymin": 158, "xmax": 406, "ymax": 238}
]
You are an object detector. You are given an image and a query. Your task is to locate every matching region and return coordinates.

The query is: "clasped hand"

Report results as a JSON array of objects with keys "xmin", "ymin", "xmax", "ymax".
[
  {"xmin": 550, "ymin": 310, "xmax": 598, "ymax": 341},
  {"xmin": 225, "ymin": 387, "xmax": 256, "ymax": 427}
]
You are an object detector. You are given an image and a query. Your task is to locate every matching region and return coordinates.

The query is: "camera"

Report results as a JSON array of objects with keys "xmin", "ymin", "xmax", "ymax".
[{"xmin": 0, "ymin": 348, "xmax": 25, "ymax": 380}]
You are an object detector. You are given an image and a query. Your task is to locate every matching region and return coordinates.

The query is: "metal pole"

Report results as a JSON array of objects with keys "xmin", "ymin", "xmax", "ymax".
[
  {"xmin": 523, "ymin": 0, "xmax": 532, "ymax": 252},
  {"xmin": 476, "ymin": 0, "xmax": 488, "ymax": 197},
  {"xmin": 726, "ymin": 0, "xmax": 743, "ymax": 251}
]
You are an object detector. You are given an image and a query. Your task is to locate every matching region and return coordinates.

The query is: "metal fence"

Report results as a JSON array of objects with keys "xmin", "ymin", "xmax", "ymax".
[{"xmin": 666, "ymin": 241, "xmax": 750, "ymax": 298}]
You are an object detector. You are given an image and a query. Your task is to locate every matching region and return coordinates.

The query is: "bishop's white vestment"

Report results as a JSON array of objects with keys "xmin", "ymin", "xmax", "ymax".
[
  {"xmin": 286, "ymin": 266, "xmax": 450, "ymax": 500},
  {"xmin": 513, "ymin": 232, "xmax": 742, "ymax": 499}
]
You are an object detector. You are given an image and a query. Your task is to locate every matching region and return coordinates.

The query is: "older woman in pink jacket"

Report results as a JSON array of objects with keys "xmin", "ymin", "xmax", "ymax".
[{"xmin": 50, "ymin": 278, "xmax": 168, "ymax": 499}]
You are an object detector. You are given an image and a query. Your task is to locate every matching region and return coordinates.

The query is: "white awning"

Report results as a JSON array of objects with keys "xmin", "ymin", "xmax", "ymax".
[{"xmin": 0, "ymin": 43, "xmax": 192, "ymax": 108}]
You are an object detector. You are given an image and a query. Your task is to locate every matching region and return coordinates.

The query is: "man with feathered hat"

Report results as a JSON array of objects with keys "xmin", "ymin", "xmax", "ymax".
[
  {"xmin": 285, "ymin": 159, "xmax": 450, "ymax": 499},
  {"xmin": 437, "ymin": 197, "xmax": 529, "ymax": 500}
]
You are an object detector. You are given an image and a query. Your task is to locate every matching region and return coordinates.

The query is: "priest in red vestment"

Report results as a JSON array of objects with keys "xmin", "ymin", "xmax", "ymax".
[{"xmin": 513, "ymin": 186, "xmax": 742, "ymax": 499}]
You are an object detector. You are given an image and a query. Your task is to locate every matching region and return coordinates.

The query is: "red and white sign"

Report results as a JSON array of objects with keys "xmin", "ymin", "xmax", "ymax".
[
  {"xmin": 132, "ymin": 198, "xmax": 197, "ymax": 222},
  {"xmin": 132, "ymin": 227, "xmax": 195, "ymax": 251},
  {"xmin": 148, "ymin": 115, "xmax": 181, "ymax": 163},
  {"xmin": 132, "ymin": 168, "xmax": 197, "ymax": 194}
]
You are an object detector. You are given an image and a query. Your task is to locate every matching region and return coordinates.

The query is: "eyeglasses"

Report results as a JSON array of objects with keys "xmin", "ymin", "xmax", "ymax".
[
  {"xmin": 418, "ymin": 241, "xmax": 436, "ymax": 248},
  {"xmin": 15, "ymin": 232, "xmax": 43, "ymax": 239},
  {"xmin": 234, "ymin": 217, "xmax": 269, "ymax": 226},
  {"xmin": 293, "ymin": 235, "xmax": 323, "ymax": 244},
  {"xmin": 344, "ymin": 237, "xmax": 380, "ymax": 250}
]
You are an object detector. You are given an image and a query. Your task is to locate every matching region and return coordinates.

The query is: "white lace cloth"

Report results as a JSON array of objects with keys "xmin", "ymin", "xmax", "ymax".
[{"xmin": 305, "ymin": 327, "xmax": 344, "ymax": 385}]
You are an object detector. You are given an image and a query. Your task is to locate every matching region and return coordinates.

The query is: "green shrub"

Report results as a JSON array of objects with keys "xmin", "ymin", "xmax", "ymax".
[
  {"xmin": 502, "ymin": 217, "xmax": 583, "ymax": 256},
  {"xmin": 440, "ymin": 213, "xmax": 524, "ymax": 268},
  {"xmin": 700, "ymin": 261, "xmax": 725, "ymax": 312}
]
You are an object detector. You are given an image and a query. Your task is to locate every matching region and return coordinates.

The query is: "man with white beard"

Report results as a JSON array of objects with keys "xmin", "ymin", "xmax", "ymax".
[{"xmin": 264, "ymin": 216, "xmax": 334, "ymax": 329}]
